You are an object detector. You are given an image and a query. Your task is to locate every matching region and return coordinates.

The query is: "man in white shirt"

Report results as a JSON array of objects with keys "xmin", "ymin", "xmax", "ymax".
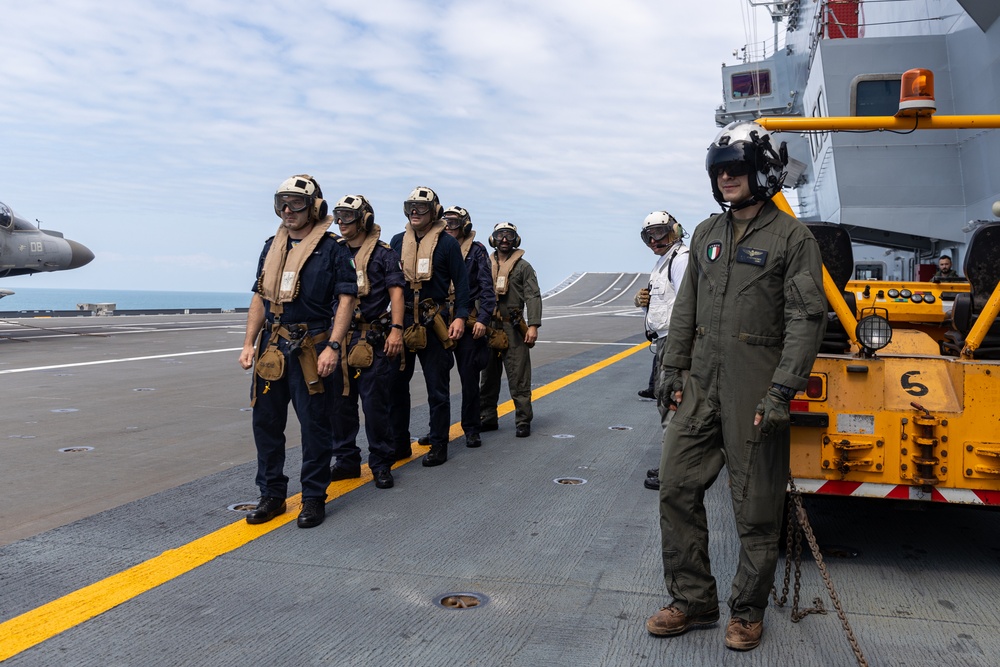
[{"xmin": 634, "ymin": 211, "xmax": 688, "ymax": 489}]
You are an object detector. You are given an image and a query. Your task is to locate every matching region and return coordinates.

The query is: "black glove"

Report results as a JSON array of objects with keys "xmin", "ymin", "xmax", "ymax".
[
  {"xmin": 655, "ymin": 365, "xmax": 684, "ymax": 408},
  {"xmin": 756, "ymin": 386, "xmax": 792, "ymax": 435}
]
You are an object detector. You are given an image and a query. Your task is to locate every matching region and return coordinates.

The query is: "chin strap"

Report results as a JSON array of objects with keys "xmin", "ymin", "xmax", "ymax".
[{"xmin": 717, "ymin": 198, "xmax": 759, "ymax": 213}]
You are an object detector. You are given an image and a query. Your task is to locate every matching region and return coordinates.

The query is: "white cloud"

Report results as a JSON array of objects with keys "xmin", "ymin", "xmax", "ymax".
[{"xmin": 1, "ymin": 0, "xmax": 774, "ymax": 294}]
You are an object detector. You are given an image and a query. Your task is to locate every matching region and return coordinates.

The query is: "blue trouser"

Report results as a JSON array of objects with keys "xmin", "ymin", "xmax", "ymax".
[
  {"xmin": 330, "ymin": 343, "xmax": 396, "ymax": 473},
  {"xmin": 388, "ymin": 332, "xmax": 454, "ymax": 451},
  {"xmin": 251, "ymin": 332, "xmax": 334, "ymax": 501},
  {"xmin": 452, "ymin": 331, "xmax": 488, "ymax": 436}
]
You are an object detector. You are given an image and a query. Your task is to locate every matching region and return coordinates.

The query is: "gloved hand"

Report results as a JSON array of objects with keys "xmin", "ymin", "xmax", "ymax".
[
  {"xmin": 634, "ymin": 288, "xmax": 650, "ymax": 308},
  {"xmin": 655, "ymin": 365, "xmax": 684, "ymax": 408},
  {"xmin": 755, "ymin": 386, "xmax": 791, "ymax": 435}
]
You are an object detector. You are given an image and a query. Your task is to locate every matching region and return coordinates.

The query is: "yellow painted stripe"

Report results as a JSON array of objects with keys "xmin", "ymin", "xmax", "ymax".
[{"xmin": 0, "ymin": 340, "xmax": 649, "ymax": 660}]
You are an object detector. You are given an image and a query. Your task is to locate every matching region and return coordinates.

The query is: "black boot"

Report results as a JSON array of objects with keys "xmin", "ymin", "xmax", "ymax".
[
  {"xmin": 246, "ymin": 496, "xmax": 286, "ymax": 524},
  {"xmin": 297, "ymin": 498, "xmax": 326, "ymax": 528},
  {"xmin": 422, "ymin": 444, "xmax": 448, "ymax": 467}
]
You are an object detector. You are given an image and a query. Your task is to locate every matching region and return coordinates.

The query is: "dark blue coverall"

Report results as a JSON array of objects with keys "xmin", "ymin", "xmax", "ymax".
[
  {"xmin": 388, "ymin": 230, "xmax": 470, "ymax": 456},
  {"xmin": 330, "ymin": 241, "xmax": 404, "ymax": 474},
  {"xmin": 251, "ymin": 233, "xmax": 358, "ymax": 501}
]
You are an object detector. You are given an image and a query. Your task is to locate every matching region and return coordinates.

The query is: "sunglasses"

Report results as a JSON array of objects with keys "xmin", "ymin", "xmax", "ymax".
[{"xmin": 712, "ymin": 161, "xmax": 752, "ymax": 178}]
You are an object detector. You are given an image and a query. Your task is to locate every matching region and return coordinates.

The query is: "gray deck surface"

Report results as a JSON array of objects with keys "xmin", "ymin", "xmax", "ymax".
[{"xmin": 2, "ymin": 273, "xmax": 999, "ymax": 666}]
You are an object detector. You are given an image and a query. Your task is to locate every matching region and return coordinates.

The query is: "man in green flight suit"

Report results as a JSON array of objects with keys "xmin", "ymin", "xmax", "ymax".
[
  {"xmin": 479, "ymin": 222, "xmax": 542, "ymax": 438},
  {"xmin": 646, "ymin": 122, "xmax": 827, "ymax": 651}
]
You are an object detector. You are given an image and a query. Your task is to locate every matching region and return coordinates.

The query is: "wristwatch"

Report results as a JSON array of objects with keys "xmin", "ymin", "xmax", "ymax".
[
  {"xmin": 390, "ymin": 324, "xmax": 403, "ymax": 330},
  {"xmin": 770, "ymin": 383, "xmax": 796, "ymax": 400},
  {"xmin": 329, "ymin": 341, "xmax": 341, "ymax": 351}
]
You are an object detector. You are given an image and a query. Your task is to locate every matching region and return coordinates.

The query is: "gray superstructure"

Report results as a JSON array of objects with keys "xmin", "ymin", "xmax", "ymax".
[{"xmin": 717, "ymin": 0, "xmax": 1000, "ymax": 279}]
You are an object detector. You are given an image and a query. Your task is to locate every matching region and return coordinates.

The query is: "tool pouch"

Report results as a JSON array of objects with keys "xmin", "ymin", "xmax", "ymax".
[
  {"xmin": 404, "ymin": 323, "xmax": 427, "ymax": 351},
  {"xmin": 298, "ymin": 334, "xmax": 325, "ymax": 395},
  {"xmin": 487, "ymin": 326, "xmax": 509, "ymax": 350},
  {"xmin": 432, "ymin": 312, "xmax": 456, "ymax": 350},
  {"xmin": 255, "ymin": 336, "xmax": 286, "ymax": 381},
  {"xmin": 347, "ymin": 333, "xmax": 374, "ymax": 369}
]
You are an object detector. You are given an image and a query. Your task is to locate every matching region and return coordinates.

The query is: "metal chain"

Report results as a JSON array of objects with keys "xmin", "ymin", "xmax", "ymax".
[{"xmin": 771, "ymin": 473, "xmax": 869, "ymax": 667}]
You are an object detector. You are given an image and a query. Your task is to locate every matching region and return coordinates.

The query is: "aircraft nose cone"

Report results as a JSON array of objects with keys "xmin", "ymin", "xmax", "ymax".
[{"xmin": 67, "ymin": 239, "xmax": 95, "ymax": 269}]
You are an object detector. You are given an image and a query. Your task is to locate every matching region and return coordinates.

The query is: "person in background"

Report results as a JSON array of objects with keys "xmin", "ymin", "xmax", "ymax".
[
  {"xmin": 239, "ymin": 175, "xmax": 357, "ymax": 529},
  {"xmin": 479, "ymin": 222, "xmax": 542, "ymax": 438},
  {"xmin": 930, "ymin": 254, "xmax": 960, "ymax": 283},
  {"xmin": 634, "ymin": 211, "xmax": 688, "ymax": 491}
]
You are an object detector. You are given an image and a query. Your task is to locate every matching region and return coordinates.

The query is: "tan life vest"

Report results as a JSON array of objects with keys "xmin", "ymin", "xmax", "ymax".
[
  {"xmin": 399, "ymin": 220, "xmax": 446, "ymax": 288},
  {"xmin": 258, "ymin": 216, "xmax": 333, "ymax": 308},
  {"xmin": 491, "ymin": 248, "xmax": 524, "ymax": 296},
  {"xmin": 352, "ymin": 224, "xmax": 382, "ymax": 298}
]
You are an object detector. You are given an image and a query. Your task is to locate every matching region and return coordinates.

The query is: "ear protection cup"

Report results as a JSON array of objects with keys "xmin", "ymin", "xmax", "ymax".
[
  {"xmin": 671, "ymin": 221, "xmax": 684, "ymax": 239},
  {"xmin": 297, "ymin": 174, "xmax": 326, "ymax": 222},
  {"xmin": 361, "ymin": 200, "xmax": 375, "ymax": 232}
]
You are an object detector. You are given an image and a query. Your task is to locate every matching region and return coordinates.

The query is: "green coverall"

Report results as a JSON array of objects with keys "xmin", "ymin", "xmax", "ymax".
[
  {"xmin": 479, "ymin": 254, "xmax": 542, "ymax": 428},
  {"xmin": 658, "ymin": 201, "xmax": 827, "ymax": 623}
]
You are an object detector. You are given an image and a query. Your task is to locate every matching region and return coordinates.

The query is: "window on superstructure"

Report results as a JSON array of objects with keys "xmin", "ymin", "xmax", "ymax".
[
  {"xmin": 809, "ymin": 90, "xmax": 826, "ymax": 159},
  {"xmin": 852, "ymin": 77, "xmax": 902, "ymax": 116},
  {"xmin": 731, "ymin": 71, "xmax": 771, "ymax": 98}
]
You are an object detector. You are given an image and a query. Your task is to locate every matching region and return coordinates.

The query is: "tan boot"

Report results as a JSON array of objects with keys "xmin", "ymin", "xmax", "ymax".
[
  {"xmin": 724, "ymin": 617, "xmax": 763, "ymax": 651},
  {"xmin": 645, "ymin": 605, "xmax": 720, "ymax": 637}
]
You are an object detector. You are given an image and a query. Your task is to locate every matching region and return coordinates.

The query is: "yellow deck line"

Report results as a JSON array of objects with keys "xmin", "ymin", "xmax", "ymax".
[{"xmin": 0, "ymin": 341, "xmax": 648, "ymax": 660}]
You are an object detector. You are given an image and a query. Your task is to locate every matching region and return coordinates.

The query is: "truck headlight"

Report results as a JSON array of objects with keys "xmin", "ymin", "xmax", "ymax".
[{"xmin": 856, "ymin": 308, "xmax": 892, "ymax": 356}]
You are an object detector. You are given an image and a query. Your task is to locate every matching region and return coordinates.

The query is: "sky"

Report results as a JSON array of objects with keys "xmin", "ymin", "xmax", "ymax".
[{"xmin": 1, "ymin": 0, "xmax": 777, "ymax": 295}]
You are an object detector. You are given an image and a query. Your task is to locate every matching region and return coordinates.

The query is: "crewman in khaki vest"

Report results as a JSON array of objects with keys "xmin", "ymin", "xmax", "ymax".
[
  {"xmin": 238, "ymin": 175, "xmax": 357, "ymax": 529},
  {"xmin": 387, "ymin": 186, "xmax": 470, "ymax": 466},
  {"xmin": 479, "ymin": 222, "xmax": 542, "ymax": 437}
]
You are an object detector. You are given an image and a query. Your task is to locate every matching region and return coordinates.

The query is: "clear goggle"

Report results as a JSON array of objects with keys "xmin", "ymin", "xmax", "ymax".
[
  {"xmin": 493, "ymin": 230, "xmax": 517, "ymax": 243},
  {"xmin": 404, "ymin": 201, "xmax": 432, "ymax": 216},
  {"xmin": 334, "ymin": 209, "xmax": 360, "ymax": 225},
  {"xmin": 443, "ymin": 215, "xmax": 465, "ymax": 230},
  {"xmin": 274, "ymin": 193, "xmax": 310, "ymax": 213},
  {"xmin": 641, "ymin": 226, "xmax": 672, "ymax": 244}
]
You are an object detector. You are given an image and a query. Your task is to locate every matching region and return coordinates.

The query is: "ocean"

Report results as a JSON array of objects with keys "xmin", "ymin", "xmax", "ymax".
[{"xmin": 0, "ymin": 287, "xmax": 250, "ymax": 312}]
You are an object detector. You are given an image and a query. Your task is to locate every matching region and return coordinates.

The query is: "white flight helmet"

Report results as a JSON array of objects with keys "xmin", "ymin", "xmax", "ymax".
[
  {"xmin": 641, "ymin": 211, "xmax": 683, "ymax": 247},
  {"xmin": 705, "ymin": 121, "xmax": 788, "ymax": 210}
]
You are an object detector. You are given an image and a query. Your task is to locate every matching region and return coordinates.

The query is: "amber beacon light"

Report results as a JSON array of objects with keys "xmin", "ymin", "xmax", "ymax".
[{"xmin": 896, "ymin": 68, "xmax": 936, "ymax": 117}]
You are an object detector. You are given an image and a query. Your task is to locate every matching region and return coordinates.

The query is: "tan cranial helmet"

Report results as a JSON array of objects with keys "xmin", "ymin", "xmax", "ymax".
[
  {"xmin": 490, "ymin": 221, "xmax": 520, "ymax": 248},
  {"xmin": 274, "ymin": 174, "xmax": 326, "ymax": 221},
  {"xmin": 333, "ymin": 194, "xmax": 375, "ymax": 232},
  {"xmin": 443, "ymin": 205, "xmax": 472, "ymax": 236},
  {"xmin": 403, "ymin": 186, "xmax": 443, "ymax": 219}
]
